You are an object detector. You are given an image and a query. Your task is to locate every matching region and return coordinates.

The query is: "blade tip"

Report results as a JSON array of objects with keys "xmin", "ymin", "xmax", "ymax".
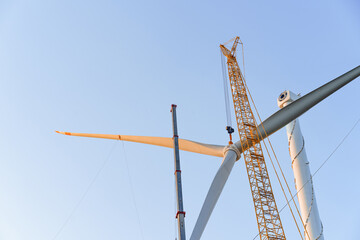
[{"xmin": 55, "ymin": 131, "xmax": 70, "ymax": 135}]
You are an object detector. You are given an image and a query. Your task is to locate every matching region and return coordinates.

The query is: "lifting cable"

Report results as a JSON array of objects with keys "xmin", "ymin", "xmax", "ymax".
[
  {"xmin": 221, "ymin": 38, "xmax": 245, "ymax": 144},
  {"xmin": 221, "ymin": 51, "xmax": 233, "ymax": 126},
  {"xmin": 121, "ymin": 141, "xmax": 145, "ymax": 240},
  {"xmin": 243, "ymin": 77, "xmax": 308, "ymax": 240},
  {"xmin": 252, "ymin": 117, "xmax": 360, "ymax": 240},
  {"xmin": 238, "ymin": 45, "xmax": 307, "ymax": 239},
  {"xmin": 52, "ymin": 142, "xmax": 117, "ymax": 240}
]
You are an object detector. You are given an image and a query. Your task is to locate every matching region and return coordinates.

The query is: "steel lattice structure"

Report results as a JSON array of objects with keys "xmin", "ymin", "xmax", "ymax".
[
  {"xmin": 57, "ymin": 37, "xmax": 360, "ymax": 240},
  {"xmin": 220, "ymin": 37, "xmax": 286, "ymax": 240}
]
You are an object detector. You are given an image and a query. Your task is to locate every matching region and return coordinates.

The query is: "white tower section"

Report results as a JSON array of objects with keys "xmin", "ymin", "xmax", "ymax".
[{"xmin": 278, "ymin": 91, "xmax": 324, "ymax": 240}]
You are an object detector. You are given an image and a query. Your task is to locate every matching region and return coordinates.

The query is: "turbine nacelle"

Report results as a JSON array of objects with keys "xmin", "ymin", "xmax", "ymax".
[{"xmin": 277, "ymin": 90, "xmax": 300, "ymax": 108}]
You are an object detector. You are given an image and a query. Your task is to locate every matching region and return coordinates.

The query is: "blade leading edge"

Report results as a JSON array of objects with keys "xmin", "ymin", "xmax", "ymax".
[
  {"xmin": 55, "ymin": 131, "xmax": 225, "ymax": 157},
  {"xmin": 192, "ymin": 65, "xmax": 360, "ymax": 239},
  {"xmin": 234, "ymin": 65, "xmax": 360, "ymax": 153},
  {"xmin": 190, "ymin": 149, "xmax": 238, "ymax": 240}
]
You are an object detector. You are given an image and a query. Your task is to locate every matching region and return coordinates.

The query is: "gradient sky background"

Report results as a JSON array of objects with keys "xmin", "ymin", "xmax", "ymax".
[{"xmin": 0, "ymin": 0, "xmax": 360, "ymax": 239}]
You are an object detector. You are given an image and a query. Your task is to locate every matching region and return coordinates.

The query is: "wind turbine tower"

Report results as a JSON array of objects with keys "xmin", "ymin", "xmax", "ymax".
[
  {"xmin": 56, "ymin": 36, "xmax": 360, "ymax": 239},
  {"xmin": 278, "ymin": 91, "xmax": 324, "ymax": 240}
]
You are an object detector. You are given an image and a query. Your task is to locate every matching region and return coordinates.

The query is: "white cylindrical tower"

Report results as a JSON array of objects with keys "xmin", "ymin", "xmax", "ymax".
[{"xmin": 278, "ymin": 91, "xmax": 324, "ymax": 240}]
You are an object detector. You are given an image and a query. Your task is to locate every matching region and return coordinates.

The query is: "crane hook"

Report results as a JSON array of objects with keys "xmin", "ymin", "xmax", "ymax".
[{"xmin": 226, "ymin": 126, "xmax": 234, "ymax": 145}]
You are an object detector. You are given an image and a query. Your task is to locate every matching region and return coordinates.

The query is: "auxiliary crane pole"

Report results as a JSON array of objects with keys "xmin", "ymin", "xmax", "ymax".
[{"xmin": 220, "ymin": 37, "xmax": 286, "ymax": 240}]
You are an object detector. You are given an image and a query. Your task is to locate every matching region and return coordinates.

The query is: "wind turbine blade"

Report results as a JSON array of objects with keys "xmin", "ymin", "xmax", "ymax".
[
  {"xmin": 258, "ymin": 65, "xmax": 360, "ymax": 138},
  {"xmin": 190, "ymin": 149, "xmax": 238, "ymax": 240},
  {"xmin": 55, "ymin": 131, "xmax": 224, "ymax": 157},
  {"xmin": 234, "ymin": 65, "xmax": 360, "ymax": 152}
]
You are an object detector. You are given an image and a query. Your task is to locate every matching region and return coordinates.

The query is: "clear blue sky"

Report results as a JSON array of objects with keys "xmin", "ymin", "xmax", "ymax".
[{"xmin": 0, "ymin": 0, "xmax": 359, "ymax": 239}]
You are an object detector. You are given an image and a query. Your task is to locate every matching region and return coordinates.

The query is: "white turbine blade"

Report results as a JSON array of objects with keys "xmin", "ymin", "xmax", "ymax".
[
  {"xmin": 55, "ymin": 131, "xmax": 224, "ymax": 157},
  {"xmin": 190, "ymin": 149, "xmax": 238, "ymax": 240},
  {"xmin": 234, "ymin": 65, "xmax": 360, "ymax": 153},
  {"xmin": 257, "ymin": 65, "xmax": 360, "ymax": 140}
]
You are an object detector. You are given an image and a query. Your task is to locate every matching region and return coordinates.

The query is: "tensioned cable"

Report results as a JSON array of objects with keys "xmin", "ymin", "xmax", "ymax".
[
  {"xmin": 243, "ymin": 73, "xmax": 309, "ymax": 239},
  {"xmin": 251, "ymin": 118, "xmax": 360, "ymax": 240},
  {"xmin": 310, "ymin": 118, "xmax": 359, "ymax": 177},
  {"xmin": 52, "ymin": 142, "xmax": 117, "ymax": 240},
  {"xmin": 240, "ymin": 41, "xmax": 246, "ymax": 79},
  {"xmin": 221, "ymin": 49, "xmax": 232, "ymax": 127},
  {"xmin": 261, "ymin": 131, "xmax": 308, "ymax": 239},
  {"xmin": 242, "ymin": 76, "xmax": 305, "ymax": 240},
  {"xmin": 236, "ymin": 45, "xmax": 306, "ymax": 239},
  {"xmin": 243, "ymin": 76, "xmax": 309, "ymax": 239},
  {"xmin": 121, "ymin": 141, "xmax": 145, "ymax": 240},
  {"xmin": 221, "ymin": 38, "xmax": 245, "ymax": 129}
]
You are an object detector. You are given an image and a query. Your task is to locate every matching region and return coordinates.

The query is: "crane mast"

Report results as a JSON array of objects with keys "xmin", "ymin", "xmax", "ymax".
[{"xmin": 220, "ymin": 37, "xmax": 286, "ymax": 240}]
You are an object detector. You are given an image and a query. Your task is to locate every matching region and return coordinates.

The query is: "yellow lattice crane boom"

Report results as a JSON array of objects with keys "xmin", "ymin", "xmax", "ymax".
[{"xmin": 220, "ymin": 37, "xmax": 286, "ymax": 240}]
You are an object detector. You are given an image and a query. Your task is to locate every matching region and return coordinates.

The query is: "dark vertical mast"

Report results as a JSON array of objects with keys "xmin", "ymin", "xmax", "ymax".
[{"xmin": 171, "ymin": 104, "xmax": 186, "ymax": 240}]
